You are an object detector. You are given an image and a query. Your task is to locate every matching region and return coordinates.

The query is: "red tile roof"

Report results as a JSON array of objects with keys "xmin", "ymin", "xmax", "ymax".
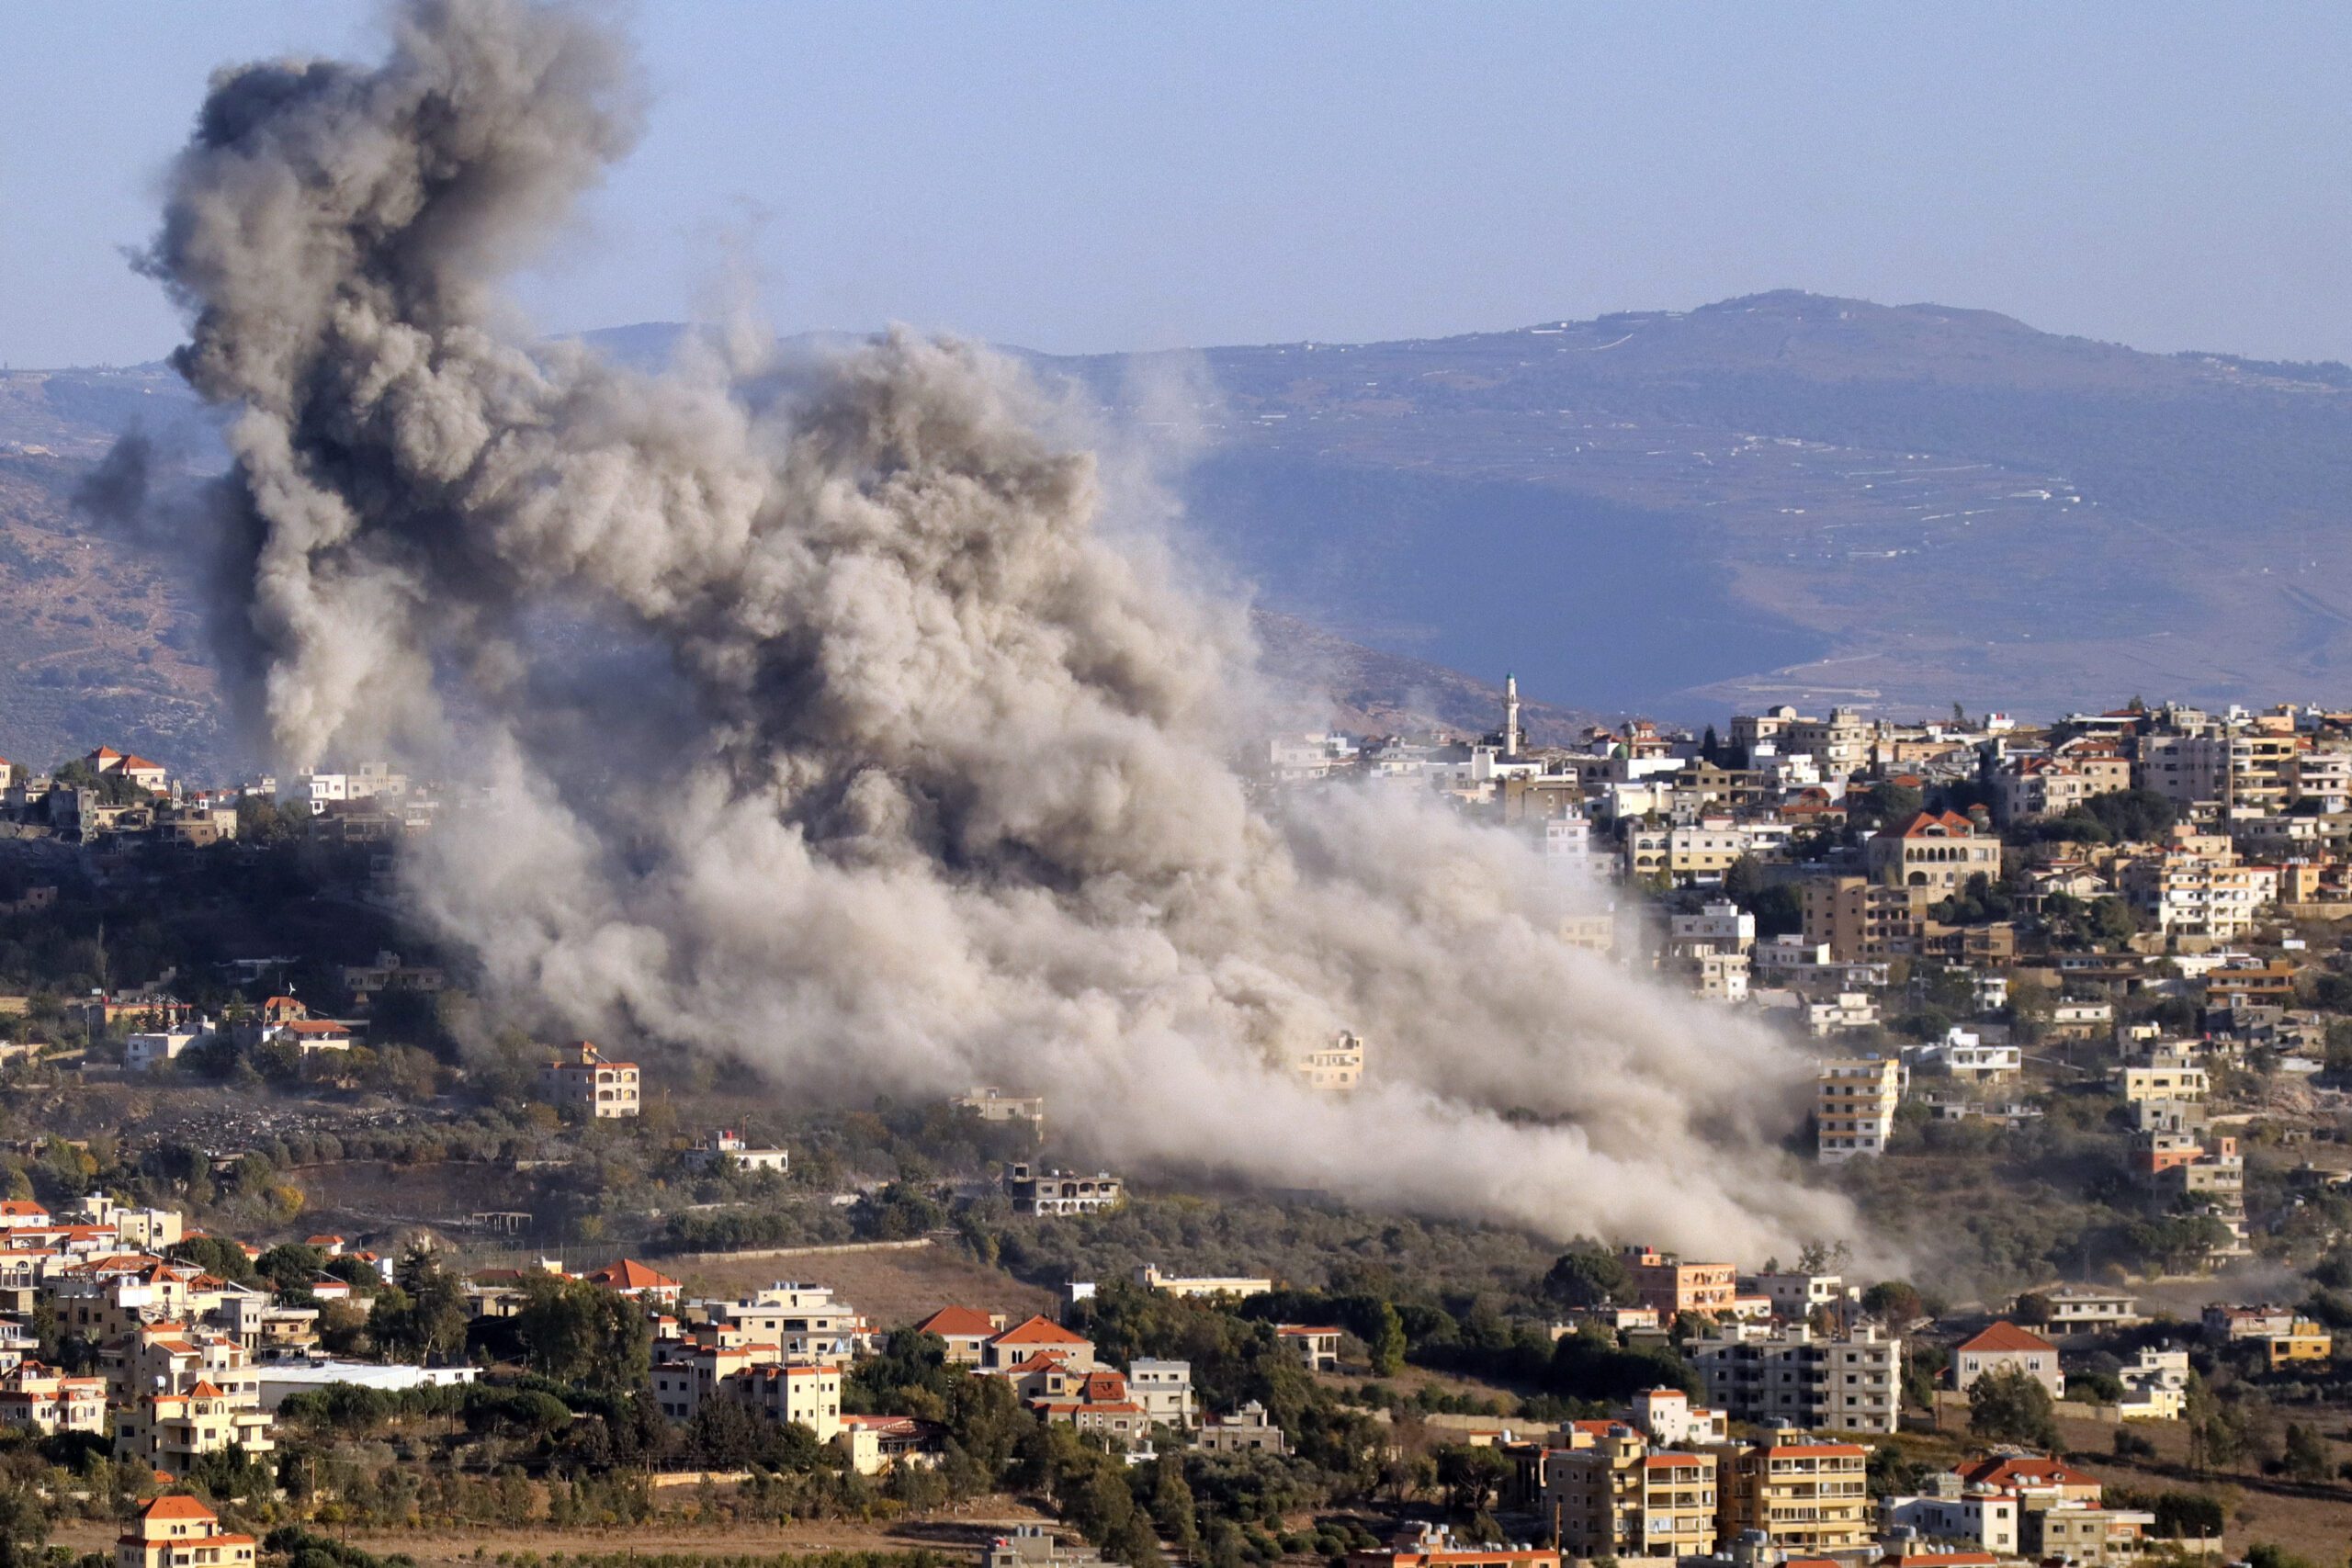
[
  {"xmin": 915, "ymin": 1305, "xmax": 999, "ymax": 1337},
  {"xmin": 141, "ymin": 1496, "xmax": 219, "ymax": 1522},
  {"xmin": 1957, "ymin": 1320, "xmax": 2058, "ymax": 1355},
  {"xmin": 590, "ymin": 1258, "xmax": 681, "ymax": 1292},
  {"xmin": 990, "ymin": 1314, "xmax": 1089, "ymax": 1347},
  {"xmin": 1893, "ymin": 809, "xmax": 1978, "ymax": 838}
]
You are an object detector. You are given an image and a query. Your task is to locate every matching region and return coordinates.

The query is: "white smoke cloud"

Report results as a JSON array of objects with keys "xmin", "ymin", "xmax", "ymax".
[{"xmin": 130, "ymin": 0, "xmax": 1865, "ymax": 1260}]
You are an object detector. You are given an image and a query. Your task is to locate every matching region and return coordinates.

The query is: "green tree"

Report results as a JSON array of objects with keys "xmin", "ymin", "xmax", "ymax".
[
  {"xmin": 1542, "ymin": 1247, "xmax": 1632, "ymax": 1309},
  {"xmin": 1860, "ymin": 1280, "xmax": 1925, "ymax": 1325},
  {"xmin": 254, "ymin": 1243, "xmax": 328, "ymax": 1294},
  {"xmin": 1968, "ymin": 1366, "xmax": 2060, "ymax": 1449},
  {"xmin": 514, "ymin": 1274, "xmax": 653, "ymax": 1390},
  {"xmin": 2282, "ymin": 1420, "xmax": 2330, "ymax": 1483}
]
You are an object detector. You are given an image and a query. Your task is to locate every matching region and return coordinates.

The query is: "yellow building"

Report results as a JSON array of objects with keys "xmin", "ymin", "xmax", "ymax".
[
  {"xmin": 1716, "ymin": 1438, "xmax": 1871, "ymax": 1554},
  {"xmin": 2267, "ymin": 1320, "xmax": 2334, "ymax": 1371},
  {"xmin": 116, "ymin": 1382, "xmax": 276, "ymax": 1477},
  {"xmin": 116, "ymin": 1495, "xmax": 255, "ymax": 1568},
  {"xmin": 1816, "ymin": 1056, "xmax": 1902, "ymax": 1161},
  {"xmin": 537, "ymin": 1040, "xmax": 641, "ymax": 1118},
  {"xmin": 1540, "ymin": 1425, "xmax": 1717, "ymax": 1560}
]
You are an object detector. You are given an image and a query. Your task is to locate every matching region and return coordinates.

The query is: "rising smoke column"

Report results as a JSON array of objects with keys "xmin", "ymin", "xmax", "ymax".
[{"xmin": 133, "ymin": 0, "xmax": 1864, "ymax": 1258}]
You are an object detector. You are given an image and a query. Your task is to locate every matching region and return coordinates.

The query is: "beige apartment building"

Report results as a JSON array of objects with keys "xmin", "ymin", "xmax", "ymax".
[
  {"xmin": 1540, "ymin": 1424, "xmax": 1718, "ymax": 1559},
  {"xmin": 117, "ymin": 1382, "xmax": 277, "ymax": 1477},
  {"xmin": 1802, "ymin": 876, "xmax": 1928, "ymax": 962},
  {"xmin": 1622, "ymin": 1247, "xmax": 1738, "ymax": 1315},
  {"xmin": 1816, "ymin": 1057, "xmax": 1901, "ymax": 1161},
  {"xmin": 537, "ymin": 1041, "xmax": 641, "ymax": 1118},
  {"xmin": 1715, "ymin": 1438, "xmax": 1871, "ymax": 1554}
]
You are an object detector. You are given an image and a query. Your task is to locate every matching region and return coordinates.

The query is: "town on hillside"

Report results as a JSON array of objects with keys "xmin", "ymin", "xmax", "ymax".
[{"xmin": 0, "ymin": 705, "xmax": 2341, "ymax": 1563}]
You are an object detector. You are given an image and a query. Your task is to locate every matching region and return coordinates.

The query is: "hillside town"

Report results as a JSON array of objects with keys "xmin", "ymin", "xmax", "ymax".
[{"xmin": 0, "ymin": 702, "xmax": 2340, "ymax": 1563}]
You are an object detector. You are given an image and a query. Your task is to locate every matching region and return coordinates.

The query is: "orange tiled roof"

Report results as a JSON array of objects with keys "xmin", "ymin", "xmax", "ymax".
[
  {"xmin": 914, "ymin": 1305, "xmax": 998, "ymax": 1337},
  {"xmin": 1956, "ymin": 1321, "xmax": 2058, "ymax": 1355}
]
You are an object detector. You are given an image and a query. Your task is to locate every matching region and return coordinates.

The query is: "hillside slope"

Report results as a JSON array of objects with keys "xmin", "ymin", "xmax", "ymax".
[
  {"xmin": 1049, "ymin": 291, "xmax": 2352, "ymax": 717},
  {"xmin": 8, "ymin": 289, "xmax": 2352, "ymax": 769}
]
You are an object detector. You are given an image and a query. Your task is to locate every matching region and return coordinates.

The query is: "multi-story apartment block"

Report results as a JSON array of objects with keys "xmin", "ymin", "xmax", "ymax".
[
  {"xmin": 1126, "ymin": 1358, "xmax": 1195, "ymax": 1428},
  {"xmin": 1539, "ymin": 1423, "xmax": 1718, "ymax": 1560},
  {"xmin": 1801, "ymin": 876, "xmax": 1928, "ymax": 963},
  {"xmin": 702, "ymin": 1282, "xmax": 874, "ymax": 1365},
  {"xmin": 1992, "ymin": 755, "xmax": 2131, "ymax": 824},
  {"xmin": 2120, "ymin": 848, "xmax": 2277, "ymax": 941},
  {"xmin": 1690, "ymin": 1323, "xmax": 1901, "ymax": 1434},
  {"xmin": 537, "ymin": 1041, "xmax": 640, "ymax": 1118},
  {"xmin": 1714, "ymin": 1437, "xmax": 1872, "ymax": 1554},
  {"xmin": 1621, "ymin": 1247, "xmax": 1739, "ymax": 1316},
  {"xmin": 1816, "ymin": 1056, "xmax": 1901, "ymax": 1161}
]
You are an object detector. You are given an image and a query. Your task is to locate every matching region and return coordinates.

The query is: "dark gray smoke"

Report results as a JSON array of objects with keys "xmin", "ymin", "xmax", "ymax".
[{"xmin": 130, "ymin": 0, "xmax": 1862, "ymax": 1258}]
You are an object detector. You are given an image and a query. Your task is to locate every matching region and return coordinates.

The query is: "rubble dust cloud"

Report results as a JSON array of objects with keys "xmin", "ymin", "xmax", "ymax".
[{"xmin": 125, "ymin": 0, "xmax": 1863, "ymax": 1258}]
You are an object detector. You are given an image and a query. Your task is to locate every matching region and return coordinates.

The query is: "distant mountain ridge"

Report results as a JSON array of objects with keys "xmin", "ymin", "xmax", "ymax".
[{"xmin": 6, "ymin": 288, "xmax": 2352, "ymax": 773}]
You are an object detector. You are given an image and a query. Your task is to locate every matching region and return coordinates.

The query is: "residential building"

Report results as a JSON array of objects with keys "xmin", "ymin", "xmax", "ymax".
[
  {"xmin": 835, "ymin": 1412, "xmax": 945, "ymax": 1475},
  {"xmin": 1816, "ymin": 1056, "xmax": 1901, "ymax": 1162},
  {"xmin": 1630, "ymin": 1387, "xmax": 1728, "ymax": 1448},
  {"xmin": 116, "ymin": 1495, "xmax": 255, "ymax": 1568},
  {"xmin": 2120, "ymin": 843, "xmax": 2278, "ymax": 941},
  {"xmin": 952, "ymin": 1088, "xmax": 1046, "ymax": 1138},
  {"xmin": 1714, "ymin": 1437, "xmax": 1872, "ymax": 1554},
  {"xmin": 703, "ymin": 1282, "xmax": 874, "ymax": 1365},
  {"xmin": 1951, "ymin": 1321, "xmax": 2063, "ymax": 1395},
  {"xmin": 1003, "ymin": 1164, "xmax": 1123, "ymax": 1216},
  {"xmin": 2115, "ymin": 1348, "xmax": 2190, "ymax": 1420},
  {"xmin": 2203, "ymin": 1303, "xmax": 2299, "ymax": 1344},
  {"xmin": 1865, "ymin": 811, "xmax": 2002, "ymax": 894},
  {"xmin": 1295, "ymin": 1030, "xmax": 1366, "ymax": 1090},
  {"xmin": 1539, "ymin": 1423, "xmax": 1718, "ymax": 1560},
  {"xmin": 911, "ymin": 1305, "xmax": 1005, "ymax": 1366},
  {"xmin": 709, "ymin": 1362, "xmax": 842, "ymax": 1441},
  {"xmin": 1621, "ymin": 1247, "xmax": 1739, "ymax": 1316},
  {"xmin": 982, "ymin": 1316, "xmax": 1096, "ymax": 1374},
  {"xmin": 1198, "ymin": 1400, "xmax": 1286, "ymax": 1454},
  {"xmin": 1746, "ymin": 1271, "xmax": 1849, "ymax": 1323},
  {"xmin": 1801, "ymin": 876, "xmax": 1929, "ymax": 963},
  {"xmin": 1126, "ymin": 1358, "xmax": 1194, "ymax": 1428},
  {"xmin": 2021, "ymin": 1506, "xmax": 2155, "ymax": 1566},
  {"xmin": 1277, "ymin": 1324, "xmax": 1343, "ymax": 1372},
  {"xmin": 2266, "ymin": 1319, "xmax": 2333, "ymax": 1371},
  {"xmin": 537, "ymin": 1041, "xmax": 640, "ymax": 1118},
  {"xmin": 1803, "ymin": 991, "xmax": 1882, "ymax": 1037},
  {"xmin": 1992, "ymin": 754, "xmax": 2131, "ymax": 825},
  {"xmin": 984, "ymin": 1527, "xmax": 1101, "ymax": 1568},
  {"xmin": 1931, "ymin": 1030, "xmax": 2020, "ymax": 1083},
  {"xmin": 1346, "ymin": 1527, "xmax": 1559, "ymax": 1568},
  {"xmin": 685, "ymin": 1130, "xmax": 789, "ymax": 1174},
  {"xmin": 584, "ymin": 1258, "xmax": 683, "ymax": 1304},
  {"xmin": 2039, "ymin": 1286, "xmax": 2142, "ymax": 1334},
  {"xmin": 116, "ymin": 1381, "xmax": 276, "ymax": 1476},
  {"xmin": 1880, "ymin": 1491, "xmax": 2020, "ymax": 1557},
  {"xmin": 1136, "ymin": 1266, "xmax": 1272, "ymax": 1300},
  {"xmin": 1690, "ymin": 1322, "xmax": 1901, "ymax": 1434}
]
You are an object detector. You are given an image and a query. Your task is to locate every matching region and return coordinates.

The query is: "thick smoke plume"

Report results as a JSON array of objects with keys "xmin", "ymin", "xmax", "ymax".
[{"xmin": 134, "ymin": 0, "xmax": 1861, "ymax": 1258}]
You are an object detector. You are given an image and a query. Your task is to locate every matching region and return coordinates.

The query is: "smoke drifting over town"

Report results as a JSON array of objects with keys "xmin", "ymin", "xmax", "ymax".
[{"xmin": 125, "ymin": 0, "xmax": 1857, "ymax": 1257}]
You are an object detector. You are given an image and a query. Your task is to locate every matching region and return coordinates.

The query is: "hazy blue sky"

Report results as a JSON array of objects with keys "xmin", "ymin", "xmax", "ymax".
[{"xmin": 5, "ymin": 2, "xmax": 2350, "ymax": 368}]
